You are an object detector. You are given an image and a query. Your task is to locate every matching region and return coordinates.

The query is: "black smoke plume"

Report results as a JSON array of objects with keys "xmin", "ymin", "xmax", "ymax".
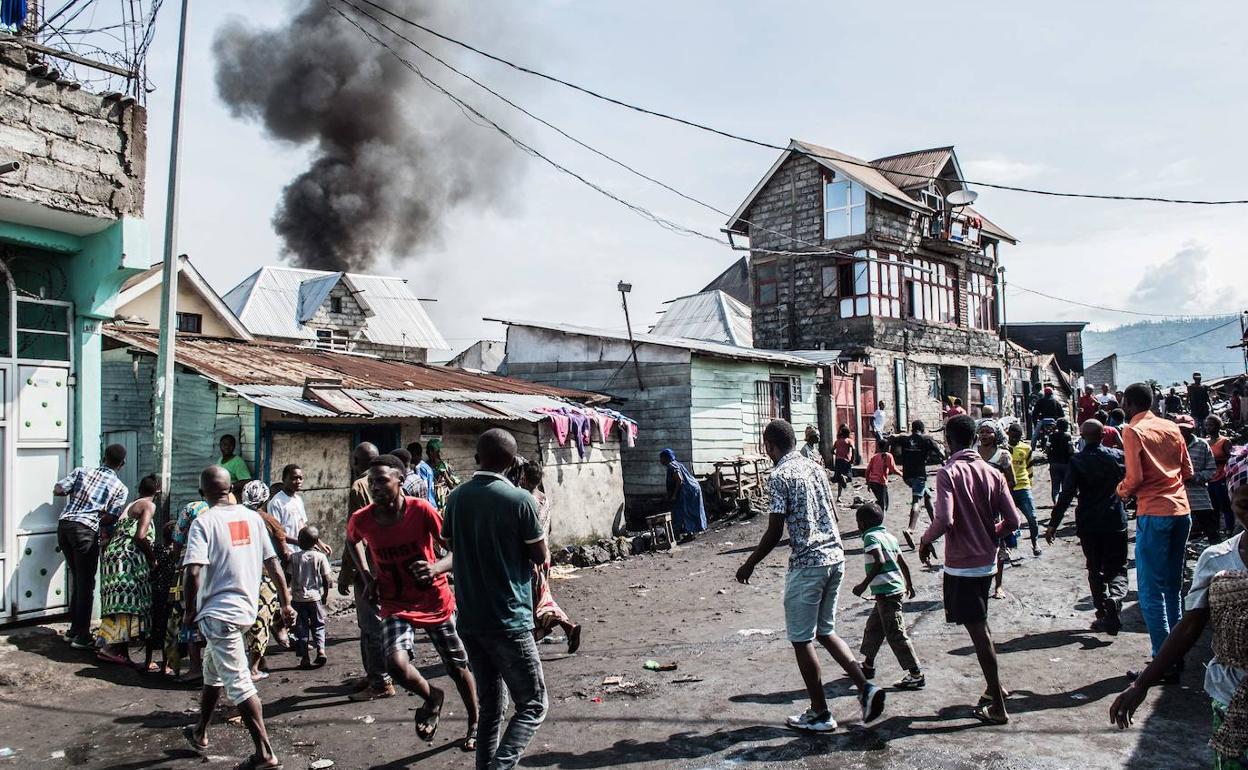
[{"xmin": 213, "ymin": 1, "xmax": 520, "ymax": 272}]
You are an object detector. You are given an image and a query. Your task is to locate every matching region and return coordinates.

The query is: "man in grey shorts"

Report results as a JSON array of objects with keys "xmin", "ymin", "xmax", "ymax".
[{"xmin": 737, "ymin": 419, "xmax": 886, "ymax": 732}]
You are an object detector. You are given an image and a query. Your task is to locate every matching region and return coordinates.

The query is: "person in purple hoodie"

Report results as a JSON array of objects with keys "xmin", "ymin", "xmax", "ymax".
[{"xmin": 919, "ymin": 415, "xmax": 1021, "ymax": 726}]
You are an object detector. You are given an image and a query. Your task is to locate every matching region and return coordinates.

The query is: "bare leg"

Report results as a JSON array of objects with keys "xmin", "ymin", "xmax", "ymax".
[
  {"xmin": 236, "ymin": 695, "xmax": 279, "ymax": 767},
  {"xmin": 386, "ymin": 650, "xmax": 439, "ymax": 702},
  {"xmin": 193, "ymin": 685, "xmax": 221, "ymax": 747},
  {"xmin": 815, "ymin": 634, "xmax": 869, "ymax": 690},
  {"xmin": 444, "ymin": 662, "xmax": 479, "ymax": 741},
  {"xmin": 993, "ymin": 558, "xmax": 1005, "ymax": 598},
  {"xmin": 965, "ymin": 621, "xmax": 1007, "ymax": 719},
  {"xmin": 791, "ymin": 642, "xmax": 828, "ymax": 713}
]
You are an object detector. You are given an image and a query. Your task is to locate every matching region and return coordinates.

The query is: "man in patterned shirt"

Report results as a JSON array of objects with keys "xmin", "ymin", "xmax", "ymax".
[
  {"xmin": 736, "ymin": 419, "xmax": 885, "ymax": 733},
  {"xmin": 54, "ymin": 444, "xmax": 129, "ymax": 648}
]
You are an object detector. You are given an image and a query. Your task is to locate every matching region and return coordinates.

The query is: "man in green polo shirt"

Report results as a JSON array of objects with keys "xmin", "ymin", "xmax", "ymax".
[{"xmin": 442, "ymin": 428, "xmax": 548, "ymax": 770}]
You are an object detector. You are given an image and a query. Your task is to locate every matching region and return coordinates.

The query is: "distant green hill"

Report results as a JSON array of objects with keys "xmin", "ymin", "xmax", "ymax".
[{"xmin": 1083, "ymin": 316, "xmax": 1244, "ymax": 387}]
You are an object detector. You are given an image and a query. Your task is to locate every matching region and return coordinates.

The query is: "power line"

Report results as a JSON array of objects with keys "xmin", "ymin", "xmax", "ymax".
[
  {"xmin": 350, "ymin": 0, "xmax": 1248, "ymax": 206},
  {"xmin": 1116, "ymin": 317, "xmax": 1241, "ymax": 357},
  {"xmin": 1007, "ymin": 282, "xmax": 1241, "ymax": 319}
]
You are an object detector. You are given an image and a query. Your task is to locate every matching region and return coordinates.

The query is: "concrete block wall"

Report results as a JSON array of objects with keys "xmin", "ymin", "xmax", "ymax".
[
  {"xmin": 303, "ymin": 283, "xmax": 428, "ymax": 362},
  {"xmin": 0, "ymin": 46, "xmax": 146, "ymax": 219}
]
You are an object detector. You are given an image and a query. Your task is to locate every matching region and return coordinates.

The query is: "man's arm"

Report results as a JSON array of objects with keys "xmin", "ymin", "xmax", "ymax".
[
  {"xmin": 181, "ymin": 564, "xmax": 202, "ymax": 628},
  {"xmin": 897, "ymin": 553, "xmax": 916, "ymax": 599},
  {"xmin": 1110, "ymin": 608, "xmax": 1209, "ymax": 728},
  {"xmin": 1116, "ymin": 426, "xmax": 1143, "ymax": 499},
  {"xmin": 1047, "ymin": 462, "xmax": 1080, "ymax": 534},
  {"xmin": 1192, "ymin": 445, "xmax": 1216, "ymax": 484},
  {"xmin": 736, "ymin": 514, "xmax": 786, "ymax": 584},
  {"xmin": 53, "ymin": 468, "xmax": 80, "ymax": 498},
  {"xmin": 919, "ymin": 470, "xmax": 954, "ymax": 549},
  {"xmin": 1179, "ymin": 440, "xmax": 1194, "ymax": 483}
]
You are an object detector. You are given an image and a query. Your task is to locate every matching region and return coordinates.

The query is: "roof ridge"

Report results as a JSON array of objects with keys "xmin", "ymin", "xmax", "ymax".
[{"xmin": 870, "ymin": 146, "xmax": 956, "ymax": 163}]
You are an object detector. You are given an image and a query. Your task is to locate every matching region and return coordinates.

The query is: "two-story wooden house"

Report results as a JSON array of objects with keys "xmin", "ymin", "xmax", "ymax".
[{"xmin": 725, "ymin": 140, "xmax": 1017, "ymax": 455}]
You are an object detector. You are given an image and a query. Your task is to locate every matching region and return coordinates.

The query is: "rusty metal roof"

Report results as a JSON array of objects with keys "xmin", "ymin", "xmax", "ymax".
[
  {"xmin": 103, "ymin": 326, "xmax": 608, "ymax": 404},
  {"xmin": 870, "ymin": 147, "xmax": 957, "ymax": 190},
  {"xmin": 230, "ymin": 385, "xmax": 583, "ymax": 421}
]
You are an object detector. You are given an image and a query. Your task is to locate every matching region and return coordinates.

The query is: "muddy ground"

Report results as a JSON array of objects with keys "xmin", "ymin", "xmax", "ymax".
[{"xmin": 0, "ymin": 467, "xmax": 1216, "ymax": 769}]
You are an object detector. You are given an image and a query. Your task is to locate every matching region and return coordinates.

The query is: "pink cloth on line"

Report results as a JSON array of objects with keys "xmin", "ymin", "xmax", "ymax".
[{"xmin": 544, "ymin": 414, "xmax": 570, "ymax": 445}]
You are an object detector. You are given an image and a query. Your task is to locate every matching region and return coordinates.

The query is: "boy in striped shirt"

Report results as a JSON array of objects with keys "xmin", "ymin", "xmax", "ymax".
[{"xmin": 852, "ymin": 502, "xmax": 925, "ymax": 689}]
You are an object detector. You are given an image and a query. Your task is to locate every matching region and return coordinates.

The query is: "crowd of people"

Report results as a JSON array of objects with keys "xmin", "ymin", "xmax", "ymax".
[{"xmin": 44, "ymin": 370, "xmax": 1248, "ymax": 768}]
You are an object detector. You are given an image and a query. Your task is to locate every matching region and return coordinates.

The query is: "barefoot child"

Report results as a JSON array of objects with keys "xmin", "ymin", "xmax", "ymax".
[
  {"xmin": 290, "ymin": 526, "xmax": 332, "ymax": 668},
  {"xmin": 865, "ymin": 443, "xmax": 904, "ymax": 512},
  {"xmin": 851, "ymin": 502, "xmax": 924, "ymax": 689}
]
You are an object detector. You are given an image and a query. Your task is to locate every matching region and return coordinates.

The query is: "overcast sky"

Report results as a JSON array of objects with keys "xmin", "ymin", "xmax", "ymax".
[{"xmin": 137, "ymin": 0, "xmax": 1248, "ymax": 358}]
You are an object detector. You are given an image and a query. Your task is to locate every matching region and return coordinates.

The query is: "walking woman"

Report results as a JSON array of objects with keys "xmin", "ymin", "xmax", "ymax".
[
  {"xmin": 97, "ymin": 474, "xmax": 160, "ymax": 667},
  {"xmin": 976, "ymin": 420, "xmax": 1017, "ymax": 599},
  {"xmin": 241, "ymin": 480, "xmax": 290, "ymax": 680},
  {"xmin": 518, "ymin": 463, "xmax": 582, "ymax": 654},
  {"xmin": 660, "ymin": 448, "xmax": 707, "ymax": 544},
  {"xmin": 166, "ymin": 499, "xmax": 208, "ymax": 682}
]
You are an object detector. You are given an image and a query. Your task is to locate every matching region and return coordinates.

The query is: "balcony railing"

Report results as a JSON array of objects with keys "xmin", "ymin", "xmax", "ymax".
[{"xmin": 924, "ymin": 212, "xmax": 983, "ymax": 252}]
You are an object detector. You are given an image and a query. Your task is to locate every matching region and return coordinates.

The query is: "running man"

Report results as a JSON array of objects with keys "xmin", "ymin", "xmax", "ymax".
[{"xmin": 894, "ymin": 421, "xmax": 944, "ymax": 550}]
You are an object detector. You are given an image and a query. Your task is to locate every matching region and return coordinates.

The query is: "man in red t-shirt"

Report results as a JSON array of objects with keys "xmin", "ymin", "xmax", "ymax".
[
  {"xmin": 347, "ymin": 455, "xmax": 479, "ymax": 749},
  {"xmin": 1077, "ymin": 386, "xmax": 1098, "ymax": 426}
]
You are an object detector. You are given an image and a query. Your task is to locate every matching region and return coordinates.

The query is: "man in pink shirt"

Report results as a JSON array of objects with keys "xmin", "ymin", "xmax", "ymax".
[{"xmin": 919, "ymin": 415, "xmax": 1021, "ymax": 725}]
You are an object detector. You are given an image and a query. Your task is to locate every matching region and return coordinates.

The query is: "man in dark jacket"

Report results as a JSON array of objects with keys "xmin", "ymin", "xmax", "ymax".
[
  {"xmin": 1044, "ymin": 419, "xmax": 1128, "ymax": 635},
  {"xmin": 1030, "ymin": 387, "xmax": 1064, "ymax": 449}
]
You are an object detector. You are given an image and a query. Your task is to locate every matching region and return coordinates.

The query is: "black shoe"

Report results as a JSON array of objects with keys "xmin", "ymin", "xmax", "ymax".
[
  {"xmin": 1103, "ymin": 607, "xmax": 1122, "ymax": 636},
  {"xmin": 861, "ymin": 662, "xmax": 876, "ymax": 680}
]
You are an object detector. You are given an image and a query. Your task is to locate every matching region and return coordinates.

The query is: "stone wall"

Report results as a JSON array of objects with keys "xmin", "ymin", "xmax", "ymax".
[
  {"xmin": 0, "ymin": 45, "xmax": 146, "ymax": 219},
  {"xmin": 300, "ymin": 283, "xmax": 428, "ymax": 362}
]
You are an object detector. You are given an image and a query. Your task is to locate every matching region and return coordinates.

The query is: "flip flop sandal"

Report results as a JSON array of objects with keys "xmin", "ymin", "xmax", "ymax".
[
  {"xmin": 232, "ymin": 757, "xmax": 282, "ymax": 770},
  {"xmin": 971, "ymin": 703, "xmax": 1010, "ymax": 725},
  {"xmin": 461, "ymin": 725, "xmax": 478, "ymax": 753},
  {"xmin": 413, "ymin": 700, "xmax": 442, "ymax": 743},
  {"xmin": 977, "ymin": 689, "xmax": 1011, "ymax": 706},
  {"xmin": 252, "ymin": 671, "xmax": 270, "ymax": 681},
  {"xmin": 182, "ymin": 725, "xmax": 208, "ymax": 755}
]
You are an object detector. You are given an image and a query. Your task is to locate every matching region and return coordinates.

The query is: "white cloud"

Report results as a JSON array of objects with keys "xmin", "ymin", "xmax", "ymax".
[
  {"xmin": 962, "ymin": 157, "xmax": 1047, "ymax": 184},
  {"xmin": 1128, "ymin": 241, "xmax": 1236, "ymax": 316}
]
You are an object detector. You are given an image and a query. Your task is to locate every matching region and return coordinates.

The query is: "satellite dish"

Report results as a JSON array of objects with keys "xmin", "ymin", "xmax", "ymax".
[{"xmin": 945, "ymin": 189, "xmax": 979, "ymax": 206}]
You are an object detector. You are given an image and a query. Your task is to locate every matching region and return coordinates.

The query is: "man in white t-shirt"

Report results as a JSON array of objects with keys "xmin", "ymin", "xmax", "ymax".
[
  {"xmin": 268, "ymin": 463, "xmax": 308, "ymax": 555},
  {"xmin": 873, "ymin": 401, "xmax": 888, "ymax": 441},
  {"xmin": 183, "ymin": 465, "xmax": 294, "ymax": 770}
]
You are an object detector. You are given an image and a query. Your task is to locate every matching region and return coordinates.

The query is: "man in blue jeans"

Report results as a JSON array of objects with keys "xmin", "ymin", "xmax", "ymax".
[
  {"xmin": 1117, "ymin": 383, "xmax": 1193, "ymax": 683},
  {"xmin": 441, "ymin": 429, "xmax": 548, "ymax": 770},
  {"xmin": 737, "ymin": 419, "xmax": 885, "ymax": 732}
]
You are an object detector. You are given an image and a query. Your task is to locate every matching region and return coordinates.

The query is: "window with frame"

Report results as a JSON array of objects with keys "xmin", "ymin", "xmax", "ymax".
[
  {"xmin": 315, "ymin": 328, "xmax": 352, "ymax": 352},
  {"xmin": 823, "ymin": 174, "xmax": 866, "ymax": 240},
  {"xmin": 176, "ymin": 312, "xmax": 202, "ymax": 334},
  {"xmin": 966, "ymin": 271, "xmax": 997, "ymax": 331},
  {"xmin": 330, "ymin": 296, "xmax": 344, "ymax": 314},
  {"xmin": 837, "ymin": 250, "xmax": 902, "ymax": 319},
  {"xmin": 903, "ymin": 258, "xmax": 956, "ymax": 324},
  {"xmin": 15, "ymin": 297, "xmax": 70, "ymax": 361},
  {"xmin": 754, "ymin": 378, "xmax": 793, "ymax": 450},
  {"xmin": 755, "ymin": 261, "xmax": 779, "ymax": 306}
]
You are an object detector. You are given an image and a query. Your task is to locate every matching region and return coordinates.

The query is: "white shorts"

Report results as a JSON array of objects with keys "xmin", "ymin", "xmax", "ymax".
[{"xmin": 200, "ymin": 616, "xmax": 257, "ymax": 706}]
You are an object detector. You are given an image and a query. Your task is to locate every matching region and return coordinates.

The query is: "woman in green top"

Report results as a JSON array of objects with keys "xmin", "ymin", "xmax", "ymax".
[
  {"xmin": 218, "ymin": 434, "xmax": 251, "ymax": 498},
  {"xmin": 97, "ymin": 474, "xmax": 159, "ymax": 667},
  {"xmin": 427, "ymin": 438, "xmax": 460, "ymax": 507}
]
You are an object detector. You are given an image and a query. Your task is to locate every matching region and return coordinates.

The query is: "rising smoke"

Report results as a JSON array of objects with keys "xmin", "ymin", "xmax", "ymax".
[{"xmin": 213, "ymin": 1, "xmax": 521, "ymax": 272}]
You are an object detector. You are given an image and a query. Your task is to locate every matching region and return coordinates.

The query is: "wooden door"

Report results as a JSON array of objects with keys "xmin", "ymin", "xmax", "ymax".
[{"xmin": 859, "ymin": 367, "xmax": 877, "ymax": 460}]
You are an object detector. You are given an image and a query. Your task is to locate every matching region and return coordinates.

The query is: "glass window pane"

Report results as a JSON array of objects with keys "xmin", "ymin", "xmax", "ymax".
[
  {"xmin": 856, "ymin": 297, "xmax": 869, "ymax": 316},
  {"xmin": 840, "ymin": 298, "xmax": 853, "ymax": 318},
  {"xmin": 870, "ymin": 296, "xmax": 880, "ymax": 315},
  {"xmin": 826, "ymin": 212, "xmax": 848, "ymax": 239},
  {"xmin": 850, "ymin": 182, "xmax": 866, "ymax": 206},
  {"xmin": 888, "ymin": 265, "xmax": 899, "ymax": 296},
  {"xmin": 854, "ymin": 262, "xmax": 869, "ymax": 294},
  {"xmin": 891, "ymin": 299, "xmax": 901, "ymax": 317},
  {"xmin": 825, "ymin": 180, "xmax": 848, "ymax": 211},
  {"xmin": 17, "ymin": 331, "xmax": 69, "ymax": 361},
  {"xmin": 16, "ymin": 301, "xmax": 68, "ymax": 333},
  {"xmin": 822, "ymin": 265, "xmax": 837, "ymax": 298},
  {"xmin": 869, "ymin": 264, "xmax": 879, "ymax": 293},
  {"xmin": 850, "ymin": 204, "xmax": 866, "ymax": 235}
]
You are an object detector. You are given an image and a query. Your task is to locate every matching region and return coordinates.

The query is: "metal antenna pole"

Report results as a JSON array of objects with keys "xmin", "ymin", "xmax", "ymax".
[
  {"xmin": 997, "ymin": 265, "xmax": 1011, "ymax": 413},
  {"xmin": 153, "ymin": 0, "xmax": 191, "ymax": 523},
  {"xmin": 618, "ymin": 281, "xmax": 644, "ymax": 391}
]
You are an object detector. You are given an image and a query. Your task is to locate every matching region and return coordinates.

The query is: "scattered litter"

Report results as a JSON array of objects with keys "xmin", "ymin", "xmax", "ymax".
[
  {"xmin": 550, "ymin": 565, "xmax": 580, "ymax": 580},
  {"xmin": 716, "ymin": 589, "xmax": 727, "ymax": 595},
  {"xmin": 540, "ymin": 634, "xmax": 566, "ymax": 645},
  {"xmin": 0, "ymin": 748, "xmax": 14, "ymax": 759},
  {"xmin": 590, "ymin": 697, "xmax": 602, "ymax": 704},
  {"xmin": 627, "ymin": 584, "xmax": 647, "ymax": 590},
  {"xmin": 356, "ymin": 715, "xmax": 375, "ymax": 724},
  {"xmin": 50, "ymin": 751, "xmax": 65, "ymax": 760},
  {"xmin": 603, "ymin": 676, "xmax": 623, "ymax": 686},
  {"xmin": 724, "ymin": 542, "xmax": 734, "ymax": 546},
  {"xmin": 225, "ymin": 716, "xmax": 243, "ymax": 725},
  {"xmin": 1071, "ymin": 693, "xmax": 1088, "ymax": 701},
  {"xmin": 1049, "ymin": 658, "xmax": 1061, "ymax": 663},
  {"xmin": 672, "ymin": 676, "xmax": 703, "ymax": 684},
  {"xmin": 644, "ymin": 660, "xmax": 678, "ymax": 672},
  {"xmin": 736, "ymin": 628, "xmax": 776, "ymax": 637},
  {"xmin": 310, "ymin": 760, "xmax": 336, "ymax": 769}
]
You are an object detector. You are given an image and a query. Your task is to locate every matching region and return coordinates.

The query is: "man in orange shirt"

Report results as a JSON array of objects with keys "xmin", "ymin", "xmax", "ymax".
[{"xmin": 1117, "ymin": 383, "xmax": 1193, "ymax": 678}]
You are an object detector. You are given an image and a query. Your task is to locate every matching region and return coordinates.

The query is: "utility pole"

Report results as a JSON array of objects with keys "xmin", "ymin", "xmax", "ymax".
[
  {"xmin": 153, "ymin": 0, "xmax": 191, "ymax": 523},
  {"xmin": 618, "ymin": 281, "xmax": 644, "ymax": 392},
  {"xmin": 1240, "ymin": 310, "xmax": 1248, "ymax": 375},
  {"xmin": 997, "ymin": 265, "xmax": 1011, "ymax": 414}
]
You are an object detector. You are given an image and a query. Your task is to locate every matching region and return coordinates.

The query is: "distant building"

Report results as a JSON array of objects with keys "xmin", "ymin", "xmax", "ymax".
[
  {"xmin": 650, "ymin": 290, "xmax": 753, "ymax": 347},
  {"xmin": 115, "ymin": 256, "xmax": 252, "ymax": 340},
  {"xmin": 723, "ymin": 140, "xmax": 1017, "ymax": 457},
  {"xmin": 1084, "ymin": 354, "xmax": 1119, "ymax": 392},
  {"xmin": 1006, "ymin": 321, "xmax": 1088, "ymax": 375},
  {"xmin": 1, "ymin": 44, "xmax": 149, "ymax": 622},
  {"xmin": 446, "ymin": 339, "xmax": 505, "ymax": 373},
  {"xmin": 224, "ymin": 266, "xmax": 447, "ymax": 362}
]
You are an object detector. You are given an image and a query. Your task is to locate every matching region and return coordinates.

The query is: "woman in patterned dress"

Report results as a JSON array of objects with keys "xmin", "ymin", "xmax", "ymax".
[
  {"xmin": 519, "ymin": 464, "xmax": 582, "ymax": 654},
  {"xmin": 97, "ymin": 475, "xmax": 159, "ymax": 667},
  {"xmin": 240, "ymin": 480, "xmax": 289, "ymax": 679},
  {"xmin": 166, "ymin": 498, "xmax": 208, "ymax": 682}
]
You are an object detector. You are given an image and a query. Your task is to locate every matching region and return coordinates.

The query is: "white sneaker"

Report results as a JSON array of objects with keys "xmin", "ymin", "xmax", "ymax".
[
  {"xmin": 859, "ymin": 683, "xmax": 886, "ymax": 723},
  {"xmin": 786, "ymin": 708, "xmax": 837, "ymax": 732}
]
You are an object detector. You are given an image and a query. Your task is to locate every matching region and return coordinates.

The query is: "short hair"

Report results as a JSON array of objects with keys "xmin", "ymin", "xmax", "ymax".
[
  {"xmin": 477, "ymin": 428, "xmax": 518, "ymax": 468},
  {"xmin": 953, "ymin": 397, "xmax": 963, "ymax": 406},
  {"xmin": 220, "ymin": 434, "xmax": 236, "ymax": 445},
  {"xmin": 763, "ymin": 419, "xmax": 797, "ymax": 454},
  {"xmin": 837, "ymin": 424, "xmax": 851, "ymax": 439},
  {"xmin": 138, "ymin": 474, "xmax": 160, "ymax": 497},
  {"xmin": 354, "ymin": 442, "xmax": 379, "ymax": 460},
  {"xmin": 103, "ymin": 443, "xmax": 127, "ymax": 466},
  {"xmin": 392, "ymin": 448, "xmax": 412, "ymax": 469},
  {"xmin": 1007, "ymin": 422, "xmax": 1023, "ymax": 435},
  {"xmin": 369, "ymin": 454, "xmax": 405, "ymax": 476},
  {"xmin": 946, "ymin": 414, "xmax": 976, "ymax": 448},
  {"xmin": 1081, "ymin": 419, "xmax": 1104, "ymax": 444},
  {"xmin": 281, "ymin": 463, "xmax": 301, "ymax": 480},
  {"xmin": 911, "ymin": 420, "xmax": 925, "ymax": 433},
  {"xmin": 298, "ymin": 525, "xmax": 320, "ymax": 550},
  {"xmin": 855, "ymin": 501, "xmax": 884, "ymax": 529},
  {"xmin": 407, "ymin": 441, "xmax": 423, "ymax": 458},
  {"xmin": 1123, "ymin": 382, "xmax": 1153, "ymax": 411},
  {"xmin": 1207, "ymin": 414, "xmax": 1224, "ymax": 429},
  {"xmin": 522, "ymin": 462, "xmax": 544, "ymax": 486},
  {"xmin": 1056, "ymin": 418, "xmax": 1070, "ymax": 432},
  {"xmin": 1094, "ymin": 409, "xmax": 1109, "ymax": 423},
  {"xmin": 200, "ymin": 464, "xmax": 231, "ymax": 494},
  {"xmin": 1110, "ymin": 408, "xmax": 1126, "ymax": 422}
]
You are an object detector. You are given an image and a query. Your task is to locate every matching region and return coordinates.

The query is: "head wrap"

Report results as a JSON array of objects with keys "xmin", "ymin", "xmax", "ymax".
[
  {"xmin": 659, "ymin": 448, "xmax": 676, "ymax": 463},
  {"xmin": 976, "ymin": 418, "xmax": 1006, "ymax": 447},
  {"xmin": 241, "ymin": 479, "xmax": 271, "ymax": 510}
]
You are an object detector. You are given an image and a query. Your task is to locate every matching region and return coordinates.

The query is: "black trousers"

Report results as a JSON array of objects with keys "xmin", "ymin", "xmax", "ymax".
[
  {"xmin": 867, "ymin": 482, "xmax": 889, "ymax": 511},
  {"xmin": 1079, "ymin": 529, "xmax": 1128, "ymax": 614},
  {"xmin": 57, "ymin": 520, "xmax": 100, "ymax": 638}
]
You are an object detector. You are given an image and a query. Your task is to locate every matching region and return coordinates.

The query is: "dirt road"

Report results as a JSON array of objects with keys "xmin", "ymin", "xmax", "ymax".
[{"xmin": 0, "ymin": 468, "xmax": 1215, "ymax": 769}]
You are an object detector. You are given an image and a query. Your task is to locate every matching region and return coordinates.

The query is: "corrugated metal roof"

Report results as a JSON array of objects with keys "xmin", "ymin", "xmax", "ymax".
[
  {"xmin": 493, "ymin": 318, "xmax": 816, "ymax": 368},
  {"xmin": 102, "ymin": 326, "xmax": 609, "ymax": 403},
  {"xmin": 222, "ymin": 266, "xmax": 449, "ymax": 350},
  {"xmin": 650, "ymin": 290, "xmax": 753, "ymax": 347},
  {"xmin": 870, "ymin": 147, "xmax": 956, "ymax": 190},
  {"xmin": 231, "ymin": 385, "xmax": 579, "ymax": 421},
  {"xmin": 961, "ymin": 206, "xmax": 1018, "ymax": 244},
  {"xmin": 790, "ymin": 140, "xmax": 929, "ymax": 214}
]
